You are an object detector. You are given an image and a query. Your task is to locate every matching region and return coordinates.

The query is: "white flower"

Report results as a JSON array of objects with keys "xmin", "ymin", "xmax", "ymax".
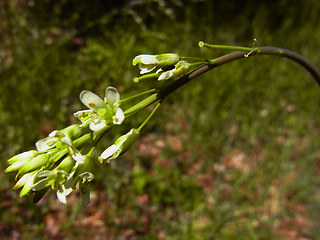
[
  {"xmin": 5, "ymin": 150, "xmax": 38, "ymax": 173},
  {"xmin": 35, "ymin": 125, "xmax": 83, "ymax": 162},
  {"xmin": 35, "ymin": 124, "xmax": 82, "ymax": 151},
  {"xmin": 132, "ymin": 53, "xmax": 180, "ymax": 74},
  {"xmin": 100, "ymin": 128, "xmax": 140, "ymax": 163},
  {"xmin": 133, "ymin": 54, "xmax": 159, "ymax": 74},
  {"xmin": 158, "ymin": 60, "xmax": 190, "ymax": 81},
  {"xmin": 75, "ymin": 87, "xmax": 125, "ymax": 131},
  {"xmin": 56, "ymin": 185, "xmax": 73, "ymax": 204},
  {"xmin": 100, "ymin": 144, "xmax": 121, "ymax": 161},
  {"xmin": 13, "ymin": 171, "xmax": 38, "ymax": 197}
]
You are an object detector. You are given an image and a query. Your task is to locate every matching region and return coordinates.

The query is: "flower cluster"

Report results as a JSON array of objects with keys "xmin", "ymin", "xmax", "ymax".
[
  {"xmin": 99, "ymin": 128, "xmax": 140, "ymax": 164},
  {"xmin": 5, "ymin": 86, "xmax": 135, "ymax": 204},
  {"xmin": 132, "ymin": 53, "xmax": 191, "ymax": 82},
  {"xmin": 5, "ymin": 124, "xmax": 90, "ymax": 203}
]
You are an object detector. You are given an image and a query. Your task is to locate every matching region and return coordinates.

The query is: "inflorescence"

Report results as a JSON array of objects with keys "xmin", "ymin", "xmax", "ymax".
[{"xmin": 5, "ymin": 41, "xmax": 269, "ymax": 204}]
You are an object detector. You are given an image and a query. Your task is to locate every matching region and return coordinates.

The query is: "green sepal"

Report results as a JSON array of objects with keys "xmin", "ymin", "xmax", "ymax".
[{"xmin": 118, "ymin": 128, "xmax": 140, "ymax": 155}]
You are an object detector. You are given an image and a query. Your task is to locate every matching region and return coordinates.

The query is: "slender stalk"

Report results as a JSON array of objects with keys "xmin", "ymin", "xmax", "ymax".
[
  {"xmin": 124, "ymin": 92, "xmax": 160, "ymax": 117},
  {"xmin": 124, "ymin": 46, "xmax": 320, "ymax": 119},
  {"xmin": 138, "ymin": 102, "xmax": 161, "ymax": 131},
  {"xmin": 199, "ymin": 41, "xmax": 254, "ymax": 52},
  {"xmin": 120, "ymin": 89, "xmax": 156, "ymax": 103},
  {"xmin": 161, "ymin": 46, "xmax": 320, "ymax": 96},
  {"xmin": 258, "ymin": 47, "xmax": 320, "ymax": 85}
]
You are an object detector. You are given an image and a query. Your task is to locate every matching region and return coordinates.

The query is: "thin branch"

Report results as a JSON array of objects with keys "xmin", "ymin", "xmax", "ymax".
[
  {"xmin": 160, "ymin": 46, "xmax": 320, "ymax": 97},
  {"xmin": 125, "ymin": 46, "xmax": 320, "ymax": 118}
]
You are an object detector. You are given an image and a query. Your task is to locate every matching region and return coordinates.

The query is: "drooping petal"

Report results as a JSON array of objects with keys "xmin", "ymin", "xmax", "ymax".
[
  {"xmin": 36, "ymin": 136, "xmax": 57, "ymax": 151},
  {"xmin": 13, "ymin": 173, "xmax": 30, "ymax": 190},
  {"xmin": 74, "ymin": 110, "xmax": 92, "ymax": 119},
  {"xmin": 80, "ymin": 90, "xmax": 106, "ymax": 110},
  {"xmin": 60, "ymin": 136, "xmax": 72, "ymax": 146},
  {"xmin": 158, "ymin": 69, "xmax": 174, "ymax": 81},
  {"xmin": 100, "ymin": 144, "xmax": 120, "ymax": 160},
  {"xmin": 89, "ymin": 119, "xmax": 106, "ymax": 131},
  {"xmin": 56, "ymin": 186, "xmax": 72, "ymax": 204},
  {"xmin": 64, "ymin": 171, "xmax": 78, "ymax": 189},
  {"xmin": 49, "ymin": 130, "xmax": 60, "ymax": 138},
  {"xmin": 105, "ymin": 87, "xmax": 120, "ymax": 105},
  {"xmin": 19, "ymin": 172, "xmax": 37, "ymax": 197},
  {"xmin": 79, "ymin": 172, "xmax": 94, "ymax": 182},
  {"xmin": 71, "ymin": 149, "xmax": 85, "ymax": 163},
  {"xmin": 140, "ymin": 64, "xmax": 157, "ymax": 74},
  {"xmin": 113, "ymin": 108, "xmax": 125, "ymax": 125},
  {"xmin": 79, "ymin": 118, "xmax": 91, "ymax": 128},
  {"xmin": 56, "ymin": 191, "xmax": 67, "ymax": 204}
]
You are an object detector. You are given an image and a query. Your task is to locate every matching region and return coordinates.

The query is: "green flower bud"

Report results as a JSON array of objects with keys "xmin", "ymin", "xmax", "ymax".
[
  {"xmin": 18, "ymin": 171, "xmax": 37, "ymax": 197},
  {"xmin": 18, "ymin": 154, "xmax": 49, "ymax": 176},
  {"xmin": 99, "ymin": 128, "xmax": 140, "ymax": 163},
  {"xmin": 158, "ymin": 60, "xmax": 190, "ymax": 81},
  {"xmin": 63, "ymin": 124, "xmax": 82, "ymax": 140},
  {"xmin": 7, "ymin": 150, "xmax": 38, "ymax": 164},
  {"xmin": 132, "ymin": 53, "xmax": 179, "ymax": 74},
  {"xmin": 56, "ymin": 156, "xmax": 76, "ymax": 174},
  {"xmin": 5, "ymin": 150, "xmax": 38, "ymax": 173}
]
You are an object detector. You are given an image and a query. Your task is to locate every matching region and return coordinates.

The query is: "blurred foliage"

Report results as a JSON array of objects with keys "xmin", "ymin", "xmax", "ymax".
[{"xmin": 1, "ymin": 0, "xmax": 320, "ymax": 239}]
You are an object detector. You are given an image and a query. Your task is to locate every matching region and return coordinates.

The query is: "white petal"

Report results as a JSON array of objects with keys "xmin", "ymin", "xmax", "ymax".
[
  {"xmin": 63, "ymin": 186, "xmax": 73, "ymax": 195},
  {"xmin": 101, "ymin": 144, "xmax": 120, "ymax": 160},
  {"xmin": 56, "ymin": 191, "xmax": 67, "ymax": 204},
  {"xmin": 89, "ymin": 120, "xmax": 106, "ymax": 131},
  {"xmin": 71, "ymin": 149, "xmax": 85, "ymax": 163},
  {"xmin": 8, "ymin": 150, "xmax": 37, "ymax": 164},
  {"xmin": 36, "ymin": 136, "xmax": 57, "ymax": 151},
  {"xmin": 19, "ymin": 172, "xmax": 37, "ymax": 197},
  {"xmin": 158, "ymin": 69, "xmax": 174, "ymax": 81},
  {"xmin": 74, "ymin": 110, "xmax": 92, "ymax": 119},
  {"xmin": 60, "ymin": 136, "xmax": 72, "ymax": 146},
  {"xmin": 79, "ymin": 172, "xmax": 94, "ymax": 182},
  {"xmin": 80, "ymin": 90, "xmax": 106, "ymax": 110},
  {"xmin": 113, "ymin": 108, "xmax": 124, "ymax": 125},
  {"xmin": 13, "ymin": 173, "xmax": 30, "ymax": 190},
  {"xmin": 77, "ymin": 118, "xmax": 91, "ymax": 128},
  {"xmin": 140, "ymin": 64, "xmax": 157, "ymax": 74},
  {"xmin": 56, "ymin": 186, "xmax": 72, "ymax": 204},
  {"xmin": 140, "ymin": 55, "xmax": 158, "ymax": 64},
  {"xmin": 105, "ymin": 87, "xmax": 120, "ymax": 105},
  {"xmin": 49, "ymin": 130, "xmax": 59, "ymax": 137}
]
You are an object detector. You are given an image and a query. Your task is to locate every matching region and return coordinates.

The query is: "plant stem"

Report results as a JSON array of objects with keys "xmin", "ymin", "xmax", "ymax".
[
  {"xmin": 120, "ymin": 89, "xmax": 157, "ymax": 103},
  {"xmin": 138, "ymin": 102, "xmax": 161, "ymax": 131},
  {"xmin": 258, "ymin": 47, "xmax": 320, "ymax": 84},
  {"xmin": 124, "ymin": 46, "xmax": 320, "ymax": 119},
  {"xmin": 199, "ymin": 41, "xmax": 254, "ymax": 52}
]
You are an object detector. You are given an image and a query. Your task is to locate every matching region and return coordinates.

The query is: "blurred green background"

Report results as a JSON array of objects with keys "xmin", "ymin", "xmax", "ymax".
[{"xmin": 1, "ymin": 0, "xmax": 320, "ymax": 239}]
